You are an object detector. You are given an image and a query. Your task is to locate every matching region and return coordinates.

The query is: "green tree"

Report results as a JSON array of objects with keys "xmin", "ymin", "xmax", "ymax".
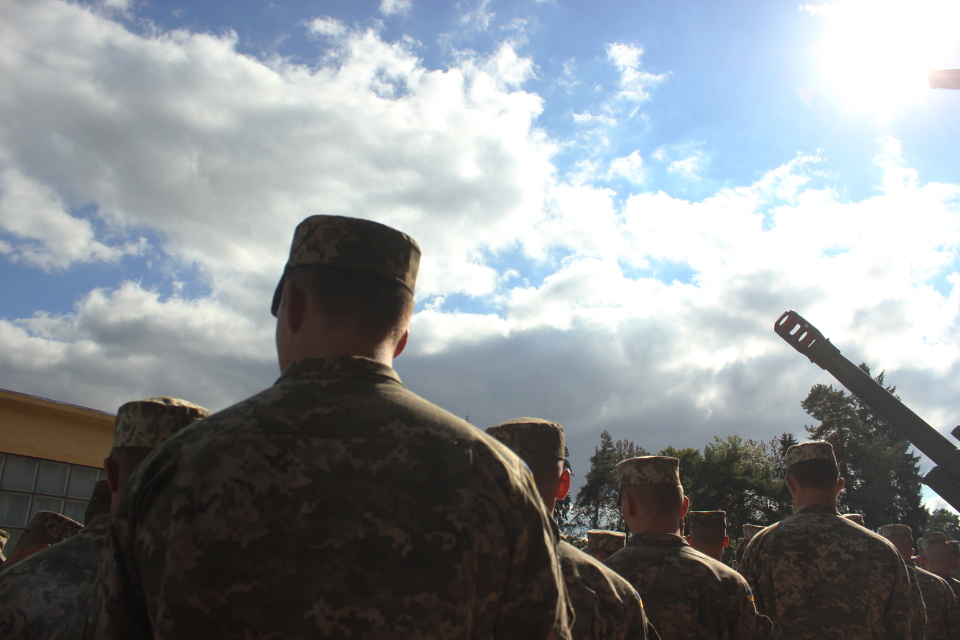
[
  {"xmin": 801, "ymin": 366, "xmax": 925, "ymax": 531},
  {"xmin": 922, "ymin": 508, "xmax": 960, "ymax": 539}
]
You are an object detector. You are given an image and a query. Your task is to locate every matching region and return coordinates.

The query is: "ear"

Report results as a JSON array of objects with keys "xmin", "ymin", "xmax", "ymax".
[
  {"xmin": 785, "ymin": 474, "xmax": 797, "ymax": 493},
  {"xmin": 556, "ymin": 468, "xmax": 571, "ymax": 500},
  {"xmin": 834, "ymin": 476, "xmax": 845, "ymax": 494},
  {"xmin": 104, "ymin": 456, "xmax": 121, "ymax": 495},
  {"xmin": 723, "ymin": 535, "xmax": 730, "ymax": 549},
  {"xmin": 283, "ymin": 280, "xmax": 307, "ymax": 334},
  {"xmin": 393, "ymin": 329, "xmax": 409, "ymax": 358},
  {"xmin": 679, "ymin": 494, "xmax": 690, "ymax": 519},
  {"xmin": 621, "ymin": 491, "xmax": 635, "ymax": 520}
]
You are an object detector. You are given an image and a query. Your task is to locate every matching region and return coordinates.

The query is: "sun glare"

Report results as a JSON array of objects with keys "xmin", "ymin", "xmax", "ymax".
[{"xmin": 813, "ymin": 0, "xmax": 960, "ymax": 115}]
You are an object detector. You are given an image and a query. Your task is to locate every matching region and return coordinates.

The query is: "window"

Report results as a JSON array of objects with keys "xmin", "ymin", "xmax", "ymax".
[{"xmin": 0, "ymin": 453, "xmax": 105, "ymax": 553}]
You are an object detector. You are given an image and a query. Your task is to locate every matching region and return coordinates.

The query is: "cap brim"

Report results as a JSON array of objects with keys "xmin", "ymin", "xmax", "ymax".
[{"xmin": 270, "ymin": 274, "xmax": 285, "ymax": 317}]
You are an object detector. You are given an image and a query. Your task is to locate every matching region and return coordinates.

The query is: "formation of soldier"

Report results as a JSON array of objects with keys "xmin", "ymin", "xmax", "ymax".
[{"xmin": 0, "ymin": 214, "xmax": 956, "ymax": 639}]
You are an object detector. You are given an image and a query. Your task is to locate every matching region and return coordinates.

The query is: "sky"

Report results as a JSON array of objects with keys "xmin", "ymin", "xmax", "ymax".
[{"xmin": 1, "ymin": 0, "xmax": 959, "ymax": 512}]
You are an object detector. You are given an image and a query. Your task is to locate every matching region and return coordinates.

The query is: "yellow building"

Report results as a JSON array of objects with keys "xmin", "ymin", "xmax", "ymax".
[{"xmin": 0, "ymin": 388, "xmax": 114, "ymax": 550}]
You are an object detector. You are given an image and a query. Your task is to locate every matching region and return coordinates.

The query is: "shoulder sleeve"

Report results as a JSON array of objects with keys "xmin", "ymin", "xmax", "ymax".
[
  {"xmin": 729, "ymin": 571, "xmax": 773, "ymax": 639},
  {"xmin": 876, "ymin": 542, "xmax": 924, "ymax": 640}
]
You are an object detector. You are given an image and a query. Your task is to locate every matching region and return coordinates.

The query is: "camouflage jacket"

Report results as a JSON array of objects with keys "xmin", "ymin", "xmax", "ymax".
[
  {"xmin": 913, "ymin": 565, "xmax": 960, "ymax": 640},
  {"xmin": 0, "ymin": 514, "xmax": 109, "ymax": 640},
  {"xmin": 739, "ymin": 504, "xmax": 924, "ymax": 639},
  {"xmin": 92, "ymin": 356, "xmax": 571, "ymax": 640},
  {"xmin": 604, "ymin": 532, "xmax": 771, "ymax": 640},
  {"xmin": 558, "ymin": 540, "xmax": 659, "ymax": 640}
]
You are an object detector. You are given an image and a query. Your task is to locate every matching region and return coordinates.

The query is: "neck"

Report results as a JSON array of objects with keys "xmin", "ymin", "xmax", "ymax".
[
  {"xmin": 792, "ymin": 489, "xmax": 837, "ymax": 511},
  {"xmin": 629, "ymin": 514, "xmax": 682, "ymax": 536}
]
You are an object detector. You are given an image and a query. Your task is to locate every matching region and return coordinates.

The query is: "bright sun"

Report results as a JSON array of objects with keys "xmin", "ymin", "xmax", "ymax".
[{"xmin": 812, "ymin": 0, "xmax": 960, "ymax": 115}]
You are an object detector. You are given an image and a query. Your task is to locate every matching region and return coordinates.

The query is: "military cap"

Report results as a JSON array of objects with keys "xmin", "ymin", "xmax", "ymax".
[
  {"xmin": 112, "ymin": 397, "xmax": 211, "ymax": 449},
  {"xmin": 616, "ymin": 456, "xmax": 681, "ymax": 491},
  {"xmin": 271, "ymin": 215, "xmax": 421, "ymax": 316},
  {"xmin": 784, "ymin": 441, "xmax": 837, "ymax": 469},
  {"xmin": 584, "ymin": 529, "xmax": 627, "ymax": 553},
  {"xmin": 0, "ymin": 529, "xmax": 8, "ymax": 551},
  {"xmin": 921, "ymin": 531, "xmax": 949, "ymax": 546},
  {"xmin": 89, "ymin": 479, "xmax": 111, "ymax": 505},
  {"xmin": 486, "ymin": 417, "xmax": 565, "ymax": 460},
  {"xmin": 25, "ymin": 511, "xmax": 83, "ymax": 542},
  {"xmin": 742, "ymin": 524, "xmax": 764, "ymax": 541},
  {"xmin": 879, "ymin": 524, "xmax": 913, "ymax": 539},
  {"xmin": 842, "ymin": 513, "xmax": 865, "ymax": 526},
  {"xmin": 687, "ymin": 511, "xmax": 727, "ymax": 529}
]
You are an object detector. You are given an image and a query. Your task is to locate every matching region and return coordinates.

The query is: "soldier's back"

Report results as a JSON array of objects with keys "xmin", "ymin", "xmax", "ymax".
[
  {"xmin": 558, "ymin": 540, "xmax": 657, "ymax": 640},
  {"xmin": 913, "ymin": 565, "xmax": 960, "ymax": 640},
  {"xmin": 740, "ymin": 505, "xmax": 922, "ymax": 640},
  {"xmin": 0, "ymin": 514, "xmax": 110, "ymax": 640},
  {"xmin": 604, "ymin": 532, "xmax": 769, "ymax": 640},
  {"xmin": 96, "ymin": 356, "xmax": 568, "ymax": 640}
]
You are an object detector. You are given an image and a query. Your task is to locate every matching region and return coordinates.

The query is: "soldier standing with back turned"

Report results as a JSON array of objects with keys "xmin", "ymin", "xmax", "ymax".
[
  {"xmin": 605, "ymin": 456, "xmax": 771, "ymax": 639},
  {"xmin": 92, "ymin": 215, "xmax": 571, "ymax": 640},
  {"xmin": 740, "ymin": 441, "xmax": 923, "ymax": 639}
]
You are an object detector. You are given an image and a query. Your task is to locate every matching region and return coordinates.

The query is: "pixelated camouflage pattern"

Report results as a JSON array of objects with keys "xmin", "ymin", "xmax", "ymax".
[
  {"xmin": 486, "ymin": 417, "xmax": 566, "ymax": 460},
  {"xmin": 89, "ymin": 479, "xmax": 111, "ymax": 505},
  {"xmin": 842, "ymin": 513, "xmax": 864, "ymax": 526},
  {"xmin": 584, "ymin": 530, "xmax": 627, "ymax": 554},
  {"xmin": 271, "ymin": 215, "xmax": 421, "ymax": 315},
  {"xmin": 784, "ymin": 441, "xmax": 836, "ymax": 469},
  {"xmin": 605, "ymin": 532, "xmax": 771, "ymax": 639},
  {"xmin": 879, "ymin": 523, "xmax": 913, "ymax": 539},
  {"xmin": 26, "ymin": 511, "xmax": 82, "ymax": 542},
  {"xmin": 688, "ymin": 511, "xmax": 727, "ymax": 530},
  {"xmin": 0, "ymin": 514, "xmax": 110, "ymax": 639},
  {"xmin": 739, "ymin": 504, "xmax": 923, "ymax": 639},
  {"xmin": 557, "ymin": 540, "xmax": 658, "ymax": 640},
  {"xmin": 92, "ymin": 356, "xmax": 571, "ymax": 640},
  {"xmin": 743, "ymin": 525, "xmax": 764, "ymax": 541},
  {"xmin": 112, "ymin": 397, "xmax": 211, "ymax": 449},
  {"xmin": 616, "ymin": 457, "xmax": 681, "ymax": 491},
  {"xmin": 912, "ymin": 565, "xmax": 960, "ymax": 640}
]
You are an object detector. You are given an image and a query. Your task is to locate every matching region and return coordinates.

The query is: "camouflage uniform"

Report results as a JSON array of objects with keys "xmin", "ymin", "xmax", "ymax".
[
  {"xmin": 0, "ymin": 397, "xmax": 209, "ymax": 640},
  {"xmin": 487, "ymin": 418, "xmax": 655, "ymax": 640},
  {"xmin": 923, "ymin": 532, "xmax": 960, "ymax": 600},
  {"xmin": 607, "ymin": 457, "xmax": 771, "ymax": 639},
  {"xmin": 739, "ymin": 441, "xmax": 923, "ymax": 640},
  {"xmin": 583, "ymin": 530, "xmax": 627, "ymax": 557},
  {"xmin": 93, "ymin": 216, "xmax": 571, "ymax": 640}
]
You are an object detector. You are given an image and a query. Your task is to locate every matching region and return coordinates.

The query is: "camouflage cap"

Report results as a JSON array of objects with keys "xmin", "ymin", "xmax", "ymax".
[
  {"xmin": 616, "ymin": 456, "xmax": 681, "ymax": 491},
  {"xmin": 112, "ymin": 397, "xmax": 211, "ymax": 449},
  {"xmin": 486, "ymin": 417, "xmax": 565, "ymax": 460},
  {"xmin": 842, "ymin": 513, "xmax": 865, "ymax": 526},
  {"xmin": 0, "ymin": 528, "xmax": 8, "ymax": 551},
  {"xmin": 784, "ymin": 441, "xmax": 837, "ymax": 469},
  {"xmin": 921, "ymin": 531, "xmax": 949, "ymax": 546},
  {"xmin": 89, "ymin": 479, "xmax": 112, "ymax": 504},
  {"xmin": 583, "ymin": 529, "xmax": 627, "ymax": 553},
  {"xmin": 742, "ymin": 524, "xmax": 764, "ymax": 541},
  {"xmin": 271, "ymin": 215, "xmax": 421, "ymax": 316},
  {"xmin": 25, "ymin": 511, "xmax": 83, "ymax": 542},
  {"xmin": 879, "ymin": 524, "xmax": 913, "ymax": 540},
  {"xmin": 687, "ymin": 511, "xmax": 727, "ymax": 529}
]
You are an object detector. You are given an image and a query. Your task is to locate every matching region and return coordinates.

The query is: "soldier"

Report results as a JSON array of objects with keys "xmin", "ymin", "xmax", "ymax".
[
  {"xmin": 604, "ymin": 456, "xmax": 771, "ymax": 639},
  {"xmin": 93, "ymin": 215, "xmax": 571, "ymax": 639},
  {"xmin": 487, "ymin": 417, "xmax": 657, "ymax": 640},
  {"xmin": 685, "ymin": 511, "xmax": 729, "ymax": 562},
  {"xmin": 83, "ymin": 479, "xmax": 112, "ymax": 525},
  {"xmin": 583, "ymin": 530, "xmax": 627, "ymax": 563},
  {"xmin": 734, "ymin": 524, "xmax": 764, "ymax": 570},
  {"xmin": 740, "ymin": 441, "xmax": 923, "ymax": 639},
  {"xmin": 881, "ymin": 523, "xmax": 960, "ymax": 640},
  {"xmin": 922, "ymin": 532, "xmax": 960, "ymax": 598},
  {"xmin": 0, "ymin": 397, "xmax": 210, "ymax": 640},
  {"xmin": 0, "ymin": 512, "xmax": 82, "ymax": 570}
]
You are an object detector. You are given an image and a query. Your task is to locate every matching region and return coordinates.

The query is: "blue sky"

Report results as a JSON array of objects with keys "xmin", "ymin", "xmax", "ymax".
[{"xmin": 1, "ymin": 0, "xmax": 959, "ymax": 511}]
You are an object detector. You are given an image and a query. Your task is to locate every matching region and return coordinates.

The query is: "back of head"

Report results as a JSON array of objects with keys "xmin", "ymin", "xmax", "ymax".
[
  {"xmin": 84, "ymin": 479, "xmax": 112, "ymax": 525},
  {"xmin": 3, "ymin": 511, "xmax": 83, "ymax": 568},
  {"xmin": 271, "ymin": 215, "xmax": 420, "ymax": 342},
  {"xmin": 616, "ymin": 456, "xmax": 684, "ymax": 530},
  {"xmin": 109, "ymin": 397, "xmax": 211, "ymax": 486},
  {"xmin": 486, "ymin": 417, "xmax": 566, "ymax": 509},
  {"xmin": 785, "ymin": 441, "xmax": 840, "ymax": 489},
  {"xmin": 687, "ymin": 511, "xmax": 728, "ymax": 560},
  {"xmin": 879, "ymin": 523, "xmax": 914, "ymax": 559},
  {"xmin": 921, "ymin": 531, "xmax": 954, "ymax": 573}
]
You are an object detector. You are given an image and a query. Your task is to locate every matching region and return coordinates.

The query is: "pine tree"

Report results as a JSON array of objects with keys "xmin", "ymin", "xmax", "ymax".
[{"xmin": 570, "ymin": 430, "xmax": 648, "ymax": 535}]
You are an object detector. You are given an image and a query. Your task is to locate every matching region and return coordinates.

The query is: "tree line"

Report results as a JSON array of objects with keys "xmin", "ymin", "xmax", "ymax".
[{"xmin": 560, "ymin": 365, "xmax": 960, "ymax": 561}]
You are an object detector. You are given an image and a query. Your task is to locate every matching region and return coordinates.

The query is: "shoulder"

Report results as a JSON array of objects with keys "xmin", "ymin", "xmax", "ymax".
[
  {"xmin": 560, "ymin": 541, "xmax": 637, "ymax": 597},
  {"xmin": 678, "ymin": 546, "xmax": 751, "ymax": 588}
]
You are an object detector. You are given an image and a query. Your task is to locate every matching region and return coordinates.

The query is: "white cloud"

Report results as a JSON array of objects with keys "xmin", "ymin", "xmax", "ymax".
[
  {"xmin": 307, "ymin": 17, "xmax": 348, "ymax": 37},
  {"xmin": 608, "ymin": 151, "xmax": 645, "ymax": 184},
  {"xmin": 605, "ymin": 42, "xmax": 666, "ymax": 105},
  {"xmin": 380, "ymin": 0, "xmax": 412, "ymax": 17}
]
